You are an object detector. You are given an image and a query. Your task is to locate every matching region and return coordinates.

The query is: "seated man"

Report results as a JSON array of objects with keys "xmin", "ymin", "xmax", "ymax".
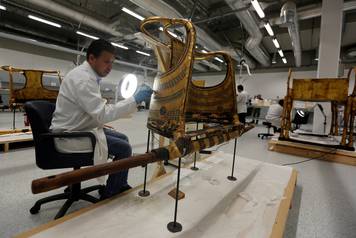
[
  {"xmin": 51, "ymin": 39, "xmax": 152, "ymax": 199},
  {"xmin": 265, "ymin": 99, "xmax": 284, "ymax": 132},
  {"xmin": 251, "ymin": 94, "xmax": 263, "ymax": 124}
]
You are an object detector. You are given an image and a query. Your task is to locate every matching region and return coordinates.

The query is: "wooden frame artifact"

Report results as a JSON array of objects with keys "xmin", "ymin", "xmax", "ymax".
[
  {"xmin": 280, "ymin": 67, "xmax": 356, "ymax": 151},
  {"xmin": 141, "ymin": 16, "xmax": 253, "ymax": 156},
  {"xmin": 0, "ymin": 66, "xmax": 61, "ymax": 107}
]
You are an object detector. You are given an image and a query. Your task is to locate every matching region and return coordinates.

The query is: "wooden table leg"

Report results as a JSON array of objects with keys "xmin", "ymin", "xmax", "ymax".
[{"xmin": 3, "ymin": 143, "xmax": 9, "ymax": 153}]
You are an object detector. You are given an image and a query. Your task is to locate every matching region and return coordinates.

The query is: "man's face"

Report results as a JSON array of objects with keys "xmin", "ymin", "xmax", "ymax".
[{"xmin": 88, "ymin": 51, "xmax": 115, "ymax": 77}]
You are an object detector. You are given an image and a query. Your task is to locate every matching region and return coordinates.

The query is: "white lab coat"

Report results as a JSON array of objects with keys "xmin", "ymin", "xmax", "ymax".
[
  {"xmin": 236, "ymin": 90, "xmax": 249, "ymax": 113},
  {"xmin": 51, "ymin": 61, "xmax": 137, "ymax": 168},
  {"xmin": 265, "ymin": 104, "xmax": 283, "ymax": 127}
]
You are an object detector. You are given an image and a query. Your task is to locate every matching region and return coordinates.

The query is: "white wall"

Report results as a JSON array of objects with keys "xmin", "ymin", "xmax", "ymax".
[
  {"xmin": 1, "ymin": 37, "xmax": 354, "ymax": 101},
  {"xmin": 194, "ymin": 70, "xmax": 317, "ymax": 99},
  {"xmin": 0, "ymin": 37, "xmax": 155, "ymax": 103},
  {"xmin": 194, "ymin": 68, "xmax": 355, "ymax": 99},
  {"xmin": 0, "ymin": 46, "xmax": 149, "ymax": 86}
]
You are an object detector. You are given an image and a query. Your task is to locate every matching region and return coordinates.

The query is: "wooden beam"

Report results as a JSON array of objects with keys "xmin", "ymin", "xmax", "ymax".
[
  {"xmin": 268, "ymin": 140, "xmax": 356, "ymax": 166},
  {"xmin": 269, "ymin": 170, "xmax": 298, "ymax": 238}
]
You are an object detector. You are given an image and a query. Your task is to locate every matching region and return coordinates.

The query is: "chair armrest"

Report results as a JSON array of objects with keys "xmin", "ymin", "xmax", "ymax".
[{"xmin": 41, "ymin": 131, "xmax": 96, "ymax": 151}]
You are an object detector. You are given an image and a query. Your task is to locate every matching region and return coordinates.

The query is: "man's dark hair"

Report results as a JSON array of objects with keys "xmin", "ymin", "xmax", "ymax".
[
  {"xmin": 278, "ymin": 99, "xmax": 284, "ymax": 107},
  {"xmin": 86, "ymin": 39, "xmax": 116, "ymax": 60},
  {"xmin": 237, "ymin": 85, "xmax": 244, "ymax": 91}
]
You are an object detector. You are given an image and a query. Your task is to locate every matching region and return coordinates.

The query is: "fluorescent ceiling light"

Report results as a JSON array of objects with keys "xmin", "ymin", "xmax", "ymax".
[
  {"xmin": 136, "ymin": 50, "xmax": 150, "ymax": 56},
  {"xmin": 214, "ymin": 57, "xmax": 224, "ymax": 63},
  {"xmin": 278, "ymin": 50, "xmax": 284, "ymax": 57},
  {"xmin": 111, "ymin": 42, "xmax": 128, "ymax": 50},
  {"xmin": 28, "ymin": 15, "xmax": 61, "ymax": 28},
  {"xmin": 120, "ymin": 74, "xmax": 138, "ymax": 99},
  {"xmin": 297, "ymin": 110, "xmax": 305, "ymax": 117},
  {"xmin": 167, "ymin": 30, "xmax": 178, "ymax": 38},
  {"xmin": 282, "ymin": 58, "xmax": 287, "ymax": 64},
  {"xmin": 76, "ymin": 31, "xmax": 99, "ymax": 40},
  {"xmin": 272, "ymin": 52, "xmax": 277, "ymax": 64},
  {"xmin": 0, "ymin": 5, "xmax": 6, "ymax": 11},
  {"xmin": 122, "ymin": 7, "xmax": 144, "ymax": 21},
  {"xmin": 251, "ymin": 0, "xmax": 265, "ymax": 19},
  {"xmin": 158, "ymin": 26, "xmax": 178, "ymax": 38},
  {"xmin": 264, "ymin": 22, "xmax": 274, "ymax": 36},
  {"xmin": 272, "ymin": 38, "xmax": 280, "ymax": 49}
]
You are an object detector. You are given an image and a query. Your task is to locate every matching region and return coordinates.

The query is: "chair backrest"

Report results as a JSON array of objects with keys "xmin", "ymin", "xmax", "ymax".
[
  {"xmin": 24, "ymin": 100, "xmax": 55, "ymax": 138},
  {"xmin": 1, "ymin": 66, "xmax": 61, "ymax": 105},
  {"xmin": 24, "ymin": 101, "xmax": 56, "ymax": 168},
  {"xmin": 292, "ymin": 78, "xmax": 349, "ymax": 102},
  {"xmin": 286, "ymin": 67, "xmax": 356, "ymax": 102},
  {"xmin": 140, "ymin": 17, "xmax": 239, "ymax": 139},
  {"xmin": 24, "ymin": 101, "xmax": 94, "ymax": 169}
]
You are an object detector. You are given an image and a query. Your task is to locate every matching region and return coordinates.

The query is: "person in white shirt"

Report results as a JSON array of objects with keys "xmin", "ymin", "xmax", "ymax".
[
  {"xmin": 265, "ymin": 99, "xmax": 284, "ymax": 129},
  {"xmin": 236, "ymin": 85, "xmax": 249, "ymax": 124},
  {"xmin": 51, "ymin": 39, "xmax": 152, "ymax": 199}
]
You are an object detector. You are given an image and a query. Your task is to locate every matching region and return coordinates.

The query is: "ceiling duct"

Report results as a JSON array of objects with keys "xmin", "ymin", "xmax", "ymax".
[
  {"xmin": 225, "ymin": 0, "xmax": 271, "ymax": 67},
  {"xmin": 270, "ymin": 0, "xmax": 356, "ymax": 25},
  {"xmin": 280, "ymin": 1, "xmax": 302, "ymax": 67},
  {"xmin": 23, "ymin": 0, "xmax": 123, "ymax": 37},
  {"xmin": 130, "ymin": 0, "xmax": 256, "ymax": 69},
  {"xmin": 20, "ymin": 0, "xmax": 192, "ymax": 71},
  {"xmin": 0, "ymin": 31, "xmax": 158, "ymax": 71}
]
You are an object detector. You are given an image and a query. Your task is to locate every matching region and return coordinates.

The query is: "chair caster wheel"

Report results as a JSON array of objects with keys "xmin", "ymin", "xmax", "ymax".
[{"xmin": 30, "ymin": 205, "xmax": 40, "ymax": 214}]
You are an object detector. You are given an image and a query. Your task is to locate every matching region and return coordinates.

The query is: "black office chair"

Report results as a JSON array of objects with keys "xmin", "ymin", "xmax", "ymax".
[
  {"xmin": 24, "ymin": 101, "xmax": 104, "ymax": 219},
  {"xmin": 257, "ymin": 121, "xmax": 275, "ymax": 139}
]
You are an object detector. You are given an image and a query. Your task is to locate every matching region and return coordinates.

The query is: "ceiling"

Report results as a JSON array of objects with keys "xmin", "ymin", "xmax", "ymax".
[{"xmin": 0, "ymin": 0, "xmax": 356, "ymax": 73}]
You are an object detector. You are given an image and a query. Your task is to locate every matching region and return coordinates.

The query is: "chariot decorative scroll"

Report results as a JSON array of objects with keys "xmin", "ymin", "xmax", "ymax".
[{"xmin": 0, "ymin": 66, "xmax": 61, "ymax": 106}]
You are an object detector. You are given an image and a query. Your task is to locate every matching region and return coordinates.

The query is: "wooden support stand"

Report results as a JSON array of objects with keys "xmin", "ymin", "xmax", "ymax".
[
  {"xmin": 0, "ymin": 132, "xmax": 33, "ymax": 152},
  {"xmin": 151, "ymin": 135, "xmax": 167, "ymax": 179},
  {"xmin": 270, "ymin": 170, "xmax": 297, "ymax": 238},
  {"xmin": 268, "ymin": 139, "xmax": 356, "ymax": 166},
  {"xmin": 0, "ymin": 128, "xmax": 31, "ymax": 135}
]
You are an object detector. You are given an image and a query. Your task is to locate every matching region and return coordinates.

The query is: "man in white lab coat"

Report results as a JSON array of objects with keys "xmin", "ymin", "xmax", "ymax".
[
  {"xmin": 236, "ymin": 85, "xmax": 249, "ymax": 124},
  {"xmin": 51, "ymin": 39, "xmax": 152, "ymax": 199}
]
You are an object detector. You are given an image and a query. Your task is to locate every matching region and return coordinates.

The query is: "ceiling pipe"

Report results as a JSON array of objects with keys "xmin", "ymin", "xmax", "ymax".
[
  {"xmin": 129, "ymin": 0, "xmax": 256, "ymax": 69},
  {"xmin": 225, "ymin": 0, "xmax": 271, "ymax": 67},
  {"xmin": 7, "ymin": 0, "xmax": 207, "ymax": 72},
  {"xmin": 280, "ymin": 1, "xmax": 302, "ymax": 67},
  {"xmin": 0, "ymin": 31, "xmax": 158, "ymax": 72},
  {"xmin": 22, "ymin": 0, "xmax": 123, "ymax": 37},
  {"xmin": 269, "ymin": 0, "xmax": 356, "ymax": 25}
]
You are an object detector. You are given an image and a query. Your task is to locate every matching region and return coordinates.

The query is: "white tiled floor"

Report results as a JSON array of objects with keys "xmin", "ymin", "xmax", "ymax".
[{"xmin": 0, "ymin": 111, "xmax": 356, "ymax": 238}]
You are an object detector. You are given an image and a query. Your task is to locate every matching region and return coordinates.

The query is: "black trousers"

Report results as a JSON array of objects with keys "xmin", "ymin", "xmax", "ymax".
[{"xmin": 238, "ymin": 113, "xmax": 247, "ymax": 124}]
